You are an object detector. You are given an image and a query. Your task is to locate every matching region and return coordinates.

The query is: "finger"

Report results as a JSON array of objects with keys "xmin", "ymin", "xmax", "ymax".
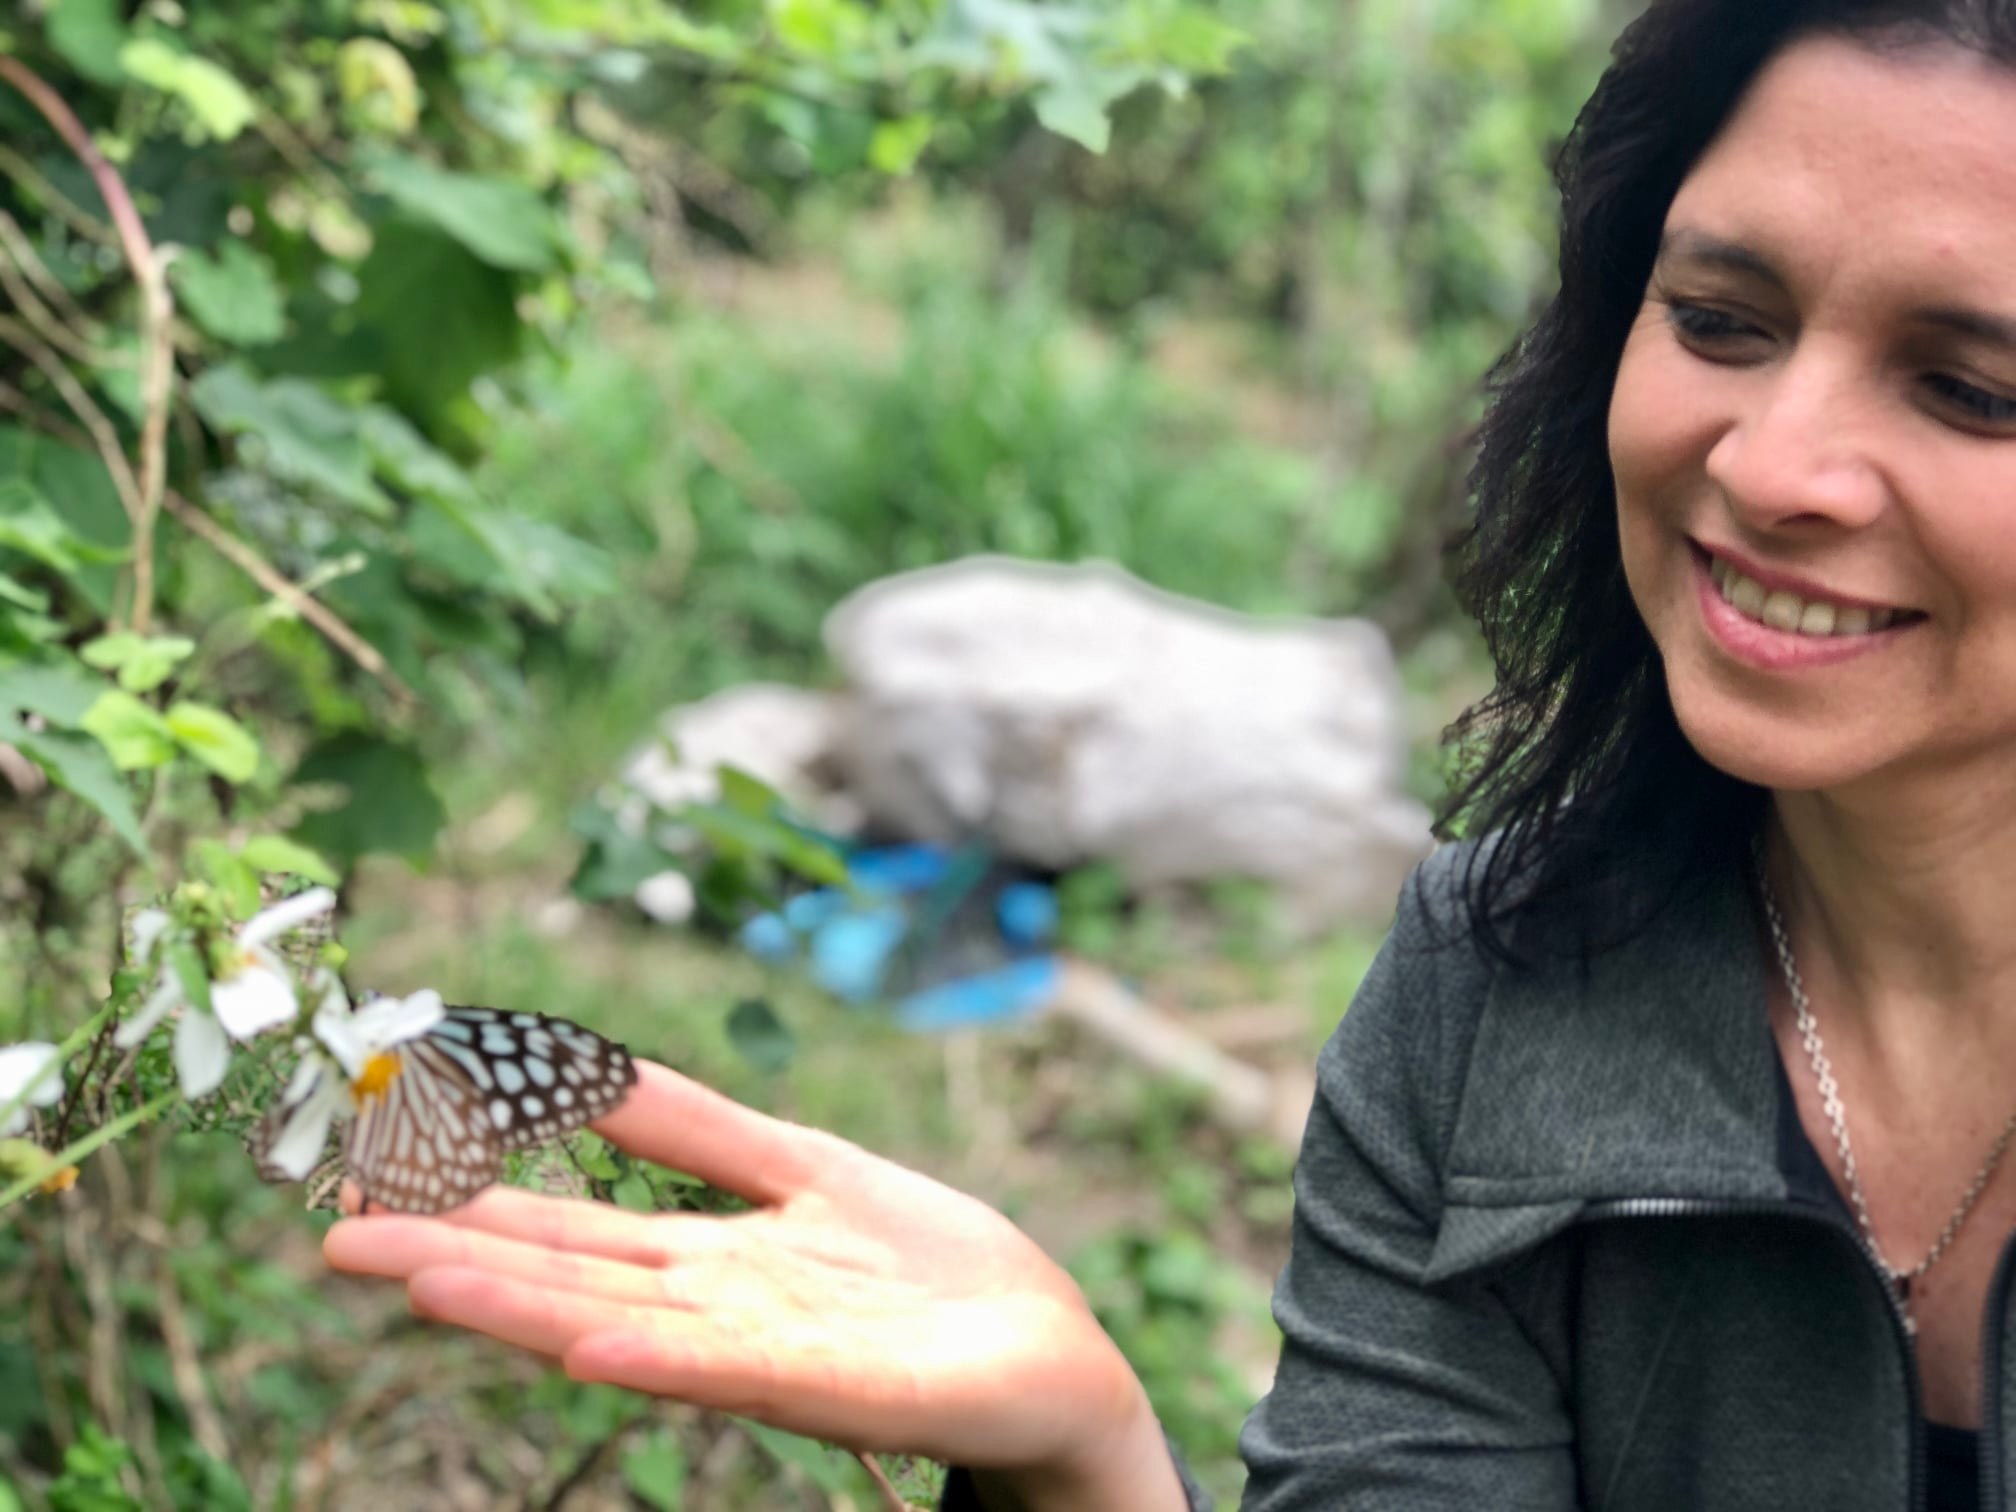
[
  {"xmin": 407, "ymin": 1265, "xmax": 668, "ymax": 1359},
  {"xmin": 328, "ymin": 1186, "xmax": 681, "ymax": 1269},
  {"xmin": 435, "ymin": 1185, "xmax": 702, "ymax": 1266},
  {"xmin": 563, "ymin": 1328, "xmax": 872, "ymax": 1447},
  {"xmin": 338, "ymin": 1179, "xmax": 362, "ymax": 1216},
  {"xmin": 325, "ymin": 1215, "xmax": 695, "ymax": 1309},
  {"xmin": 593, "ymin": 1060, "xmax": 826, "ymax": 1205}
]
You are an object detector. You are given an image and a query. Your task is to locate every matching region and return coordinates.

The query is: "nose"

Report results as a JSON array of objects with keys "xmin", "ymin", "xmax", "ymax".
[{"xmin": 1702, "ymin": 345, "xmax": 1887, "ymax": 532}]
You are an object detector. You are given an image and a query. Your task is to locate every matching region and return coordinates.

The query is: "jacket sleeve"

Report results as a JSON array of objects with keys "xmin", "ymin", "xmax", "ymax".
[{"xmin": 1238, "ymin": 854, "xmax": 1579, "ymax": 1510}]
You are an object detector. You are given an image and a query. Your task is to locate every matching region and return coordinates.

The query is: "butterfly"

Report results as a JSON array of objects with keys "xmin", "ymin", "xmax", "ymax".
[{"xmin": 249, "ymin": 993, "xmax": 638, "ymax": 1214}]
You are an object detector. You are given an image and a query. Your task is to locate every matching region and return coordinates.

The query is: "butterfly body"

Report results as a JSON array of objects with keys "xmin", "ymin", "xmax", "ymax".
[{"xmin": 251, "ymin": 1003, "xmax": 638, "ymax": 1214}]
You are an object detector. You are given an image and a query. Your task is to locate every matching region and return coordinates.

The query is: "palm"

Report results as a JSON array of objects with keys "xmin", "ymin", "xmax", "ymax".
[{"xmin": 321, "ymin": 1061, "xmax": 1143, "ymax": 1472}]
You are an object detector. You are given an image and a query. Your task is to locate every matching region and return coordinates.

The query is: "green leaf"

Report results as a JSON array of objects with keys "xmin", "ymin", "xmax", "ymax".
[
  {"xmin": 357, "ymin": 406, "xmax": 477, "ymax": 503},
  {"xmin": 189, "ymin": 365, "xmax": 392, "ymax": 516},
  {"xmin": 620, "ymin": 1427, "xmax": 688, "ymax": 1512},
  {"xmin": 725, "ymin": 997, "xmax": 795, "ymax": 1074},
  {"xmin": 163, "ymin": 701, "xmax": 261, "ymax": 783},
  {"xmin": 364, "ymin": 153, "xmax": 564, "ymax": 273},
  {"xmin": 239, "ymin": 835, "xmax": 338, "ymax": 885},
  {"xmin": 0, "ymin": 655, "xmax": 108, "ymax": 726},
  {"xmin": 1035, "ymin": 85, "xmax": 1112, "ymax": 152},
  {"xmin": 0, "ymin": 478, "xmax": 127, "ymax": 571},
  {"xmin": 170, "ymin": 241, "xmax": 285, "ymax": 346},
  {"xmin": 80, "ymin": 631, "xmax": 196, "ymax": 693},
  {"xmin": 717, "ymin": 764, "xmax": 780, "ymax": 819},
  {"xmin": 410, "ymin": 498, "xmax": 615, "ymax": 620},
  {"xmin": 80, "ymin": 690, "xmax": 177, "ymax": 770},
  {"xmin": 609, "ymin": 1170, "xmax": 654, "ymax": 1212},
  {"xmin": 869, "ymin": 114, "xmax": 935, "ymax": 175},
  {"xmin": 166, "ymin": 937, "xmax": 213, "ymax": 1016},
  {"xmin": 46, "ymin": 0, "xmax": 127, "ymax": 85},
  {"xmin": 685, "ymin": 804, "xmax": 849, "ymax": 887},
  {"xmin": 119, "ymin": 38, "xmax": 256, "ymax": 141},
  {"xmin": 191, "ymin": 839, "xmax": 262, "ymax": 919},
  {"xmin": 0, "ymin": 572, "xmax": 48, "ymax": 613},
  {"xmin": 292, "ymin": 734, "xmax": 445, "ymax": 862},
  {"xmin": 353, "ymin": 223, "xmax": 522, "ymax": 432},
  {"xmin": 0, "ymin": 710, "xmax": 145, "ymax": 852}
]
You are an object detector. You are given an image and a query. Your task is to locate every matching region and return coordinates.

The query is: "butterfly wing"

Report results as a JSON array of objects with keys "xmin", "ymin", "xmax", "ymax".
[
  {"xmin": 344, "ymin": 1038, "xmax": 503, "ymax": 1214},
  {"xmin": 427, "ymin": 1006, "xmax": 638, "ymax": 1152}
]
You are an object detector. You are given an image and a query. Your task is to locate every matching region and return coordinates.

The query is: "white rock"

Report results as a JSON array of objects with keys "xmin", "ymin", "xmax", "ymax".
[
  {"xmin": 619, "ymin": 683, "xmax": 856, "ymax": 832},
  {"xmin": 824, "ymin": 557, "xmax": 1432, "ymax": 931}
]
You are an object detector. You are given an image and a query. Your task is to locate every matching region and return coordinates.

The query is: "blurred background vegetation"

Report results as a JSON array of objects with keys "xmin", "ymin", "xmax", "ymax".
[{"xmin": 0, "ymin": 0, "xmax": 1633, "ymax": 1504}]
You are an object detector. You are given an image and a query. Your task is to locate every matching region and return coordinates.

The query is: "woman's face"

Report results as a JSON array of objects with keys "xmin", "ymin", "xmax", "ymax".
[{"xmin": 1611, "ymin": 34, "xmax": 2016, "ymax": 798}]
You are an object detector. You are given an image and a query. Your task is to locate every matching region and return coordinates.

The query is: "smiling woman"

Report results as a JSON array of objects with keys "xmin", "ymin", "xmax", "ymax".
[{"xmin": 324, "ymin": 3, "xmax": 2016, "ymax": 1510}]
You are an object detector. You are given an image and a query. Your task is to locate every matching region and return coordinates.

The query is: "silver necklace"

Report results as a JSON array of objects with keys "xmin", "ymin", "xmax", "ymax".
[{"xmin": 1760, "ymin": 875, "xmax": 2016, "ymax": 1335}]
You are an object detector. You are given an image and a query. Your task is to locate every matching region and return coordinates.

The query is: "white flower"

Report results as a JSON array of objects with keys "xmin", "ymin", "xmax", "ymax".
[
  {"xmin": 115, "ymin": 889, "xmax": 336, "ymax": 1098},
  {"xmin": 260, "ymin": 987, "xmax": 445, "ymax": 1181},
  {"xmin": 0, "ymin": 1042, "xmax": 63, "ymax": 1136}
]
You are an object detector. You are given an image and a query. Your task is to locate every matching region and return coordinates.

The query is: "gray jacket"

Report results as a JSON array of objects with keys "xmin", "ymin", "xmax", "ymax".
[{"xmin": 1238, "ymin": 841, "xmax": 2010, "ymax": 1510}]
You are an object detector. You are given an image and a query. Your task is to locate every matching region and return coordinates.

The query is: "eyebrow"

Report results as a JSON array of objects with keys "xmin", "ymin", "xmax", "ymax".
[
  {"xmin": 1656, "ymin": 227, "xmax": 2016, "ymax": 353},
  {"xmin": 1655, "ymin": 229, "xmax": 1785, "ymax": 288}
]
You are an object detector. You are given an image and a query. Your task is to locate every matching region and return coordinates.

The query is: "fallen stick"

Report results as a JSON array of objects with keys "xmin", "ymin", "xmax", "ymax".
[{"xmin": 1045, "ymin": 958, "xmax": 1315, "ymax": 1151}]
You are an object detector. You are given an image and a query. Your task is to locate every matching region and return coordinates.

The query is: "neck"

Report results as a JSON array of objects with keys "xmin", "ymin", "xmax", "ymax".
[{"xmin": 1771, "ymin": 772, "xmax": 2016, "ymax": 1034}]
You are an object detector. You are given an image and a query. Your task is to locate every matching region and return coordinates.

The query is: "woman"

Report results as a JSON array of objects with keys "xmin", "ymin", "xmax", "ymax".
[{"xmin": 326, "ymin": 0, "xmax": 2016, "ymax": 1506}]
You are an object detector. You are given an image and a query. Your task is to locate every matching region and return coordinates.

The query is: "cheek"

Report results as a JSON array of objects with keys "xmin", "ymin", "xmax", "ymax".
[{"xmin": 1607, "ymin": 317, "xmax": 1702, "ymax": 514}]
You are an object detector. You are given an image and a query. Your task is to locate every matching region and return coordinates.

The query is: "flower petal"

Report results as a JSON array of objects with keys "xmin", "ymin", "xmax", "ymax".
[
  {"xmin": 174, "ymin": 1010, "xmax": 231, "ymax": 1099},
  {"xmin": 0, "ymin": 1043, "xmax": 62, "ymax": 1135},
  {"xmin": 348, "ymin": 988, "xmax": 445, "ymax": 1051},
  {"xmin": 130, "ymin": 908, "xmax": 170, "ymax": 963},
  {"xmin": 114, "ymin": 977, "xmax": 185, "ymax": 1049},
  {"xmin": 238, "ymin": 888, "xmax": 336, "ymax": 949},
  {"xmin": 312, "ymin": 997, "xmax": 369, "ymax": 1082},
  {"xmin": 212, "ymin": 956, "xmax": 298, "ymax": 1039},
  {"xmin": 115, "ymin": 979, "xmax": 182, "ymax": 1048},
  {"xmin": 262, "ymin": 1074, "xmax": 349, "ymax": 1181}
]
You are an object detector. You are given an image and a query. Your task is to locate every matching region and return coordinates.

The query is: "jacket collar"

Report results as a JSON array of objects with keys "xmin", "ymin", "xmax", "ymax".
[{"xmin": 1427, "ymin": 857, "xmax": 1789, "ymax": 1281}]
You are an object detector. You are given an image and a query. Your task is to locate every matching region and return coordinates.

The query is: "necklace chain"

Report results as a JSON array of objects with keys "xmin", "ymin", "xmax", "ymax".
[{"xmin": 1760, "ymin": 873, "xmax": 2016, "ymax": 1334}]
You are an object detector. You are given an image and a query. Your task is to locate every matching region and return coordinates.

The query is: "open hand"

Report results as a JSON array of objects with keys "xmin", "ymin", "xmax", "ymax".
[{"xmin": 321, "ymin": 1060, "xmax": 1165, "ymax": 1489}]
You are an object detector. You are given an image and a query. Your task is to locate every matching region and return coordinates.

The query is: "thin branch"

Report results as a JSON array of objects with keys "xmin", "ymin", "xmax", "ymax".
[
  {"xmin": 160, "ymin": 489, "xmax": 419, "ymax": 709},
  {"xmin": 155, "ymin": 1253, "xmax": 232, "ymax": 1463},
  {"xmin": 0, "ymin": 56, "xmax": 174, "ymax": 635},
  {"xmin": 856, "ymin": 1453, "xmax": 912, "ymax": 1512},
  {"xmin": 0, "ymin": 208, "xmax": 113, "ymax": 348},
  {"xmin": 0, "ymin": 219, "xmax": 124, "ymax": 369},
  {"xmin": 0, "ymin": 141, "xmax": 115, "ymax": 243},
  {"xmin": 0, "ymin": 314, "xmax": 145, "ymax": 518}
]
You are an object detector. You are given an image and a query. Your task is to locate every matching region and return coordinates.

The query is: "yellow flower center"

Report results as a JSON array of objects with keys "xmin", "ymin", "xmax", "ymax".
[{"xmin": 352, "ymin": 1051, "xmax": 402, "ymax": 1102}]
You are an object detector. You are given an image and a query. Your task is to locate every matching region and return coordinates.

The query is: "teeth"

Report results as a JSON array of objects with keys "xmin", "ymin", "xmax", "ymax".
[{"xmin": 1708, "ymin": 557, "xmax": 1902, "ymax": 637}]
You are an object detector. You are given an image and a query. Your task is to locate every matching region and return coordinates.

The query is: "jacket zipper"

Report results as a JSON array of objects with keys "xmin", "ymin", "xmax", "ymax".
[
  {"xmin": 1980, "ymin": 1231, "xmax": 2016, "ymax": 1512},
  {"xmin": 1582, "ymin": 1197, "xmax": 1926, "ymax": 1512}
]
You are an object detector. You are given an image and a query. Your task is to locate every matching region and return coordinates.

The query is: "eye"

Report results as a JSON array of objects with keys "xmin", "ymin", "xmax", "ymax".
[
  {"xmin": 1921, "ymin": 372, "xmax": 2016, "ymax": 429},
  {"xmin": 1663, "ymin": 299, "xmax": 1768, "ymax": 349}
]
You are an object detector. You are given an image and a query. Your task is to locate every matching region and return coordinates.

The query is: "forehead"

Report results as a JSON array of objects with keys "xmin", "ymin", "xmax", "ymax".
[{"xmin": 1669, "ymin": 34, "xmax": 2016, "ymax": 301}]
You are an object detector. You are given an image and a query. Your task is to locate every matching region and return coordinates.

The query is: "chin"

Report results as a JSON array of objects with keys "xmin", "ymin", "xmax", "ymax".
[{"xmin": 1663, "ymin": 679, "xmax": 1882, "ymax": 795}]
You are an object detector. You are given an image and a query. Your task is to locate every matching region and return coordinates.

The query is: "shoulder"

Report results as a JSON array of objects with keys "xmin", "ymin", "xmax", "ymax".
[{"xmin": 1308, "ymin": 838, "xmax": 1505, "ymax": 1181}]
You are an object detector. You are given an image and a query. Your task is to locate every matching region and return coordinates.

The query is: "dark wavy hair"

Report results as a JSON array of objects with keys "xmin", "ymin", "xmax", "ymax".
[{"xmin": 1441, "ymin": 0, "xmax": 2016, "ymax": 962}]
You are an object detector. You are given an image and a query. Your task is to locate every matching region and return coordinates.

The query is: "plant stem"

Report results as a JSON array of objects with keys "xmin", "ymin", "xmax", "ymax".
[{"xmin": 0, "ymin": 1090, "xmax": 179, "ymax": 1213}]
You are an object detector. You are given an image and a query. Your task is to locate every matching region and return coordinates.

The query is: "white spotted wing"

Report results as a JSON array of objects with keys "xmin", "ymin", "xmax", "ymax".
[{"xmin": 254, "ymin": 1004, "xmax": 638, "ymax": 1215}]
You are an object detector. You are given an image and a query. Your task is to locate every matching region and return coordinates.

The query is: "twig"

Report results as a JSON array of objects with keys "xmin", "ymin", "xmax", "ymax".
[
  {"xmin": 0, "ymin": 314, "xmax": 145, "ymax": 518},
  {"xmin": 0, "ymin": 55, "xmax": 175, "ymax": 634},
  {"xmin": 0, "ymin": 141, "xmax": 115, "ymax": 243},
  {"xmin": 159, "ymin": 489, "xmax": 419, "ymax": 709},
  {"xmin": 155, "ymin": 1251, "xmax": 232, "ymax": 1463},
  {"xmin": 0, "ymin": 210, "xmax": 119, "ymax": 366},
  {"xmin": 855, "ymin": 1452, "xmax": 912, "ymax": 1511}
]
